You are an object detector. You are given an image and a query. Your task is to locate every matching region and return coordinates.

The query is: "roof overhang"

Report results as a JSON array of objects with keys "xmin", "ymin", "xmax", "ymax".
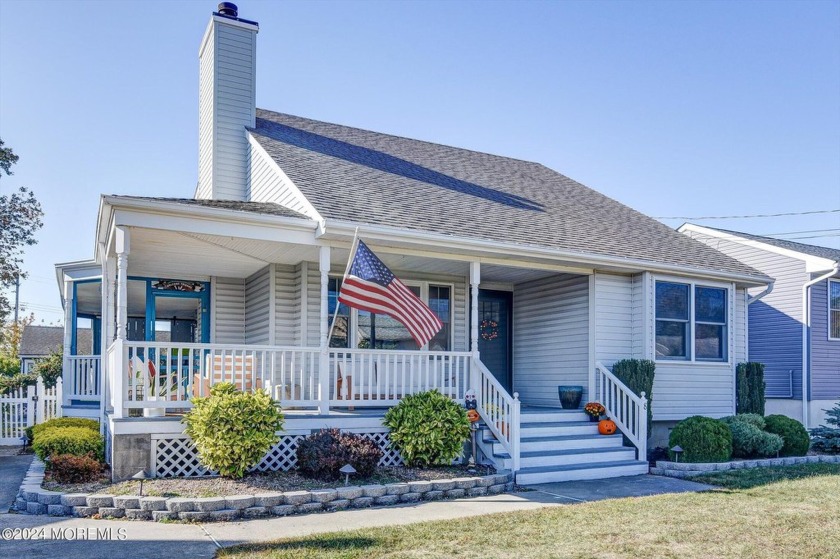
[{"xmin": 679, "ymin": 223, "xmax": 839, "ymax": 274}]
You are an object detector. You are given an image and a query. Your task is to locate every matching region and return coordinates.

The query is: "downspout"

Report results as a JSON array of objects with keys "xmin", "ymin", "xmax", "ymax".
[
  {"xmin": 747, "ymin": 282, "xmax": 774, "ymax": 305},
  {"xmin": 802, "ymin": 263, "xmax": 840, "ymax": 428}
]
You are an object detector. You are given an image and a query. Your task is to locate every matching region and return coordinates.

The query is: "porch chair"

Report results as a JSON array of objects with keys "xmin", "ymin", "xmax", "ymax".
[{"xmin": 193, "ymin": 353, "xmax": 260, "ymax": 397}]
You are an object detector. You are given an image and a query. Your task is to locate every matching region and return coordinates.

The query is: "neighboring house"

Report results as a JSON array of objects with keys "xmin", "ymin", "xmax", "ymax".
[
  {"xmin": 680, "ymin": 224, "xmax": 840, "ymax": 428},
  {"xmin": 55, "ymin": 5, "xmax": 770, "ymax": 482},
  {"xmin": 20, "ymin": 325, "xmax": 92, "ymax": 374}
]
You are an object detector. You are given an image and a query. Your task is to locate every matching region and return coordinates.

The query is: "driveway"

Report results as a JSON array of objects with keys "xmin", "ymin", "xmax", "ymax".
[{"xmin": 0, "ymin": 448, "xmax": 33, "ymax": 513}]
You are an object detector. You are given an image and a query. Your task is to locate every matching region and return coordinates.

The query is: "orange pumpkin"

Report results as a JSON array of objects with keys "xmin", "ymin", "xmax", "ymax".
[
  {"xmin": 598, "ymin": 419, "xmax": 617, "ymax": 435},
  {"xmin": 467, "ymin": 409, "xmax": 480, "ymax": 423}
]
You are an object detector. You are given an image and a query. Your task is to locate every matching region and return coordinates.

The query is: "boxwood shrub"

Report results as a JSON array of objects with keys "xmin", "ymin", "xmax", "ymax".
[
  {"xmin": 183, "ymin": 383, "xmax": 284, "ymax": 478},
  {"xmin": 764, "ymin": 414, "xmax": 810, "ymax": 457},
  {"xmin": 32, "ymin": 427, "xmax": 104, "ymax": 462},
  {"xmin": 384, "ymin": 389, "xmax": 470, "ymax": 467},
  {"xmin": 296, "ymin": 428, "xmax": 383, "ymax": 480},
  {"xmin": 668, "ymin": 416, "xmax": 732, "ymax": 463}
]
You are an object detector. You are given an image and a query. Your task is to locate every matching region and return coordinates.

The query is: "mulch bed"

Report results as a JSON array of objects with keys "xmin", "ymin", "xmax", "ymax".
[{"xmin": 42, "ymin": 464, "xmax": 496, "ymax": 498}]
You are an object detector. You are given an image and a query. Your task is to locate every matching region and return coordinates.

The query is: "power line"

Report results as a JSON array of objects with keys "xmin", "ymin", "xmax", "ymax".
[
  {"xmin": 656, "ymin": 208, "xmax": 840, "ymax": 220},
  {"xmin": 776, "ymin": 233, "xmax": 840, "ymax": 241},
  {"xmin": 760, "ymin": 228, "xmax": 840, "ymax": 237}
]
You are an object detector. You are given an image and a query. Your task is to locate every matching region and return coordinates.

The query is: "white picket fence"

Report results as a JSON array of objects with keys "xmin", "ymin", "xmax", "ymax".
[{"xmin": 0, "ymin": 377, "xmax": 62, "ymax": 445}]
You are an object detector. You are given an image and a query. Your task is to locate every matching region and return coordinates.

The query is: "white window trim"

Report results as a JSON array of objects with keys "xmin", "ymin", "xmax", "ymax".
[
  {"xmin": 329, "ymin": 275, "xmax": 455, "ymax": 351},
  {"xmin": 653, "ymin": 274, "xmax": 733, "ymax": 364},
  {"xmin": 829, "ymin": 279, "xmax": 840, "ymax": 342}
]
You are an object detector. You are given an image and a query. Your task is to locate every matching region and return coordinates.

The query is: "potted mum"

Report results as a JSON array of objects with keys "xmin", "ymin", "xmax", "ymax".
[{"xmin": 584, "ymin": 402, "xmax": 605, "ymax": 423}]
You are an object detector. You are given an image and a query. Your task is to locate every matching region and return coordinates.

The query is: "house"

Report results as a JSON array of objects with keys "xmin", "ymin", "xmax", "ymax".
[
  {"xmin": 54, "ymin": 4, "xmax": 770, "ymax": 483},
  {"xmin": 19, "ymin": 325, "xmax": 92, "ymax": 374},
  {"xmin": 680, "ymin": 224, "xmax": 840, "ymax": 428}
]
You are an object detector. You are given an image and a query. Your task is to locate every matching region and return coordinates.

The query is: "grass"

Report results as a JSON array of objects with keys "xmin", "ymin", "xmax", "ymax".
[
  {"xmin": 217, "ymin": 465, "xmax": 840, "ymax": 559},
  {"xmin": 686, "ymin": 462, "xmax": 840, "ymax": 489}
]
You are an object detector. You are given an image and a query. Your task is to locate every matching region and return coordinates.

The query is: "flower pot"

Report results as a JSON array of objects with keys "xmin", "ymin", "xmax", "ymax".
[
  {"xmin": 558, "ymin": 385, "xmax": 583, "ymax": 410},
  {"xmin": 589, "ymin": 415, "xmax": 601, "ymax": 423},
  {"xmin": 143, "ymin": 395, "xmax": 165, "ymax": 418}
]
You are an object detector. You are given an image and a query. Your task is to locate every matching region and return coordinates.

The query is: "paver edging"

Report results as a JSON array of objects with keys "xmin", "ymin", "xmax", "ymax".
[{"xmin": 15, "ymin": 459, "xmax": 513, "ymax": 522}]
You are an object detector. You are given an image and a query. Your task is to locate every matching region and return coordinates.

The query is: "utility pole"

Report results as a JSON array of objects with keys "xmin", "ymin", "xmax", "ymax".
[{"xmin": 14, "ymin": 272, "xmax": 20, "ymax": 323}]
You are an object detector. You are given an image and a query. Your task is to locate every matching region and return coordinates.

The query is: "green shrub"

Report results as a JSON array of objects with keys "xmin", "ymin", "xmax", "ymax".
[
  {"xmin": 383, "ymin": 390, "xmax": 471, "ymax": 467},
  {"xmin": 182, "ymin": 383, "xmax": 284, "ymax": 478},
  {"xmin": 296, "ymin": 429, "xmax": 383, "ymax": 480},
  {"xmin": 727, "ymin": 420, "xmax": 783, "ymax": 458},
  {"xmin": 32, "ymin": 350, "xmax": 63, "ymax": 388},
  {"xmin": 668, "ymin": 416, "xmax": 732, "ymax": 463},
  {"xmin": 0, "ymin": 372, "xmax": 36, "ymax": 395},
  {"xmin": 811, "ymin": 401, "xmax": 840, "ymax": 454},
  {"xmin": 28, "ymin": 417, "xmax": 99, "ymax": 442},
  {"xmin": 32, "ymin": 427, "xmax": 104, "ymax": 462},
  {"xmin": 736, "ymin": 362, "xmax": 766, "ymax": 415},
  {"xmin": 721, "ymin": 413, "xmax": 765, "ymax": 430},
  {"xmin": 611, "ymin": 359, "xmax": 655, "ymax": 437},
  {"xmin": 48, "ymin": 453, "xmax": 103, "ymax": 484},
  {"xmin": 764, "ymin": 415, "xmax": 810, "ymax": 457}
]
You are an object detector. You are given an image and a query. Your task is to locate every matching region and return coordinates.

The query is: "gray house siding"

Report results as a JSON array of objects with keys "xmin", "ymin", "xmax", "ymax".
[
  {"xmin": 684, "ymin": 230, "xmax": 807, "ymax": 399},
  {"xmin": 244, "ymin": 266, "xmax": 271, "ymax": 344},
  {"xmin": 274, "ymin": 264, "xmax": 297, "ymax": 345},
  {"xmin": 212, "ymin": 277, "xmax": 245, "ymax": 344},
  {"xmin": 810, "ymin": 278, "xmax": 840, "ymax": 400},
  {"xmin": 513, "ymin": 274, "xmax": 589, "ymax": 407}
]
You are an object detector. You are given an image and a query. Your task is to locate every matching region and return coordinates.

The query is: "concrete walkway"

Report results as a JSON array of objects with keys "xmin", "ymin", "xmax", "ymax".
[
  {"xmin": 0, "ymin": 448, "xmax": 33, "ymax": 513},
  {"xmin": 0, "ymin": 475, "xmax": 711, "ymax": 558}
]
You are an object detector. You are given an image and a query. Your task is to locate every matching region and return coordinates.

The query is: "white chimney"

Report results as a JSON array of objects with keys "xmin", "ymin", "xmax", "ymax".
[{"xmin": 195, "ymin": 3, "xmax": 258, "ymax": 200}]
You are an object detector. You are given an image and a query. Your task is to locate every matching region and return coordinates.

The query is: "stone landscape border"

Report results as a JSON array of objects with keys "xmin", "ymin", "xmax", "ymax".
[
  {"xmin": 15, "ymin": 459, "xmax": 514, "ymax": 521},
  {"xmin": 651, "ymin": 454, "xmax": 840, "ymax": 478}
]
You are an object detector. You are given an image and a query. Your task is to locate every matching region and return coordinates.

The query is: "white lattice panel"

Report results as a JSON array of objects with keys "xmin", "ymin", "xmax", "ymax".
[{"xmin": 153, "ymin": 430, "xmax": 403, "ymax": 477}]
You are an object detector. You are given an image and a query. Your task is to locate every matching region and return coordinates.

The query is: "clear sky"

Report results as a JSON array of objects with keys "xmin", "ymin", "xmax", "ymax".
[{"xmin": 1, "ymin": 0, "xmax": 839, "ymax": 325}]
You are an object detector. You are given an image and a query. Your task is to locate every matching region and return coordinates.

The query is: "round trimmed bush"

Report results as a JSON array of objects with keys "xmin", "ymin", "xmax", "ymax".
[
  {"xmin": 727, "ymin": 420, "xmax": 783, "ymax": 458},
  {"xmin": 48, "ymin": 453, "xmax": 103, "ymax": 484},
  {"xmin": 721, "ymin": 413, "xmax": 765, "ymax": 430},
  {"xmin": 32, "ymin": 427, "xmax": 104, "ymax": 462},
  {"xmin": 764, "ymin": 414, "xmax": 810, "ymax": 457},
  {"xmin": 28, "ymin": 417, "xmax": 99, "ymax": 443},
  {"xmin": 668, "ymin": 416, "xmax": 732, "ymax": 463},
  {"xmin": 183, "ymin": 382, "xmax": 284, "ymax": 478},
  {"xmin": 296, "ymin": 428, "xmax": 383, "ymax": 480},
  {"xmin": 383, "ymin": 389, "xmax": 471, "ymax": 467}
]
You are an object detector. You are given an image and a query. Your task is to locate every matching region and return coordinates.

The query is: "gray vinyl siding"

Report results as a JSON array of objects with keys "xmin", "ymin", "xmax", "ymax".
[
  {"xmin": 213, "ymin": 277, "xmax": 245, "ymax": 343},
  {"xmin": 244, "ymin": 266, "xmax": 271, "ymax": 344},
  {"xmin": 513, "ymin": 274, "xmax": 589, "ymax": 407},
  {"xmin": 306, "ymin": 264, "xmax": 321, "ymax": 347},
  {"xmin": 275, "ymin": 264, "xmax": 297, "ymax": 345},
  {"xmin": 594, "ymin": 273, "xmax": 635, "ymax": 367},
  {"xmin": 735, "ymin": 287, "xmax": 748, "ymax": 363},
  {"xmin": 685, "ymin": 230, "xmax": 807, "ymax": 399},
  {"xmin": 631, "ymin": 273, "xmax": 646, "ymax": 358},
  {"xmin": 247, "ymin": 136, "xmax": 317, "ymax": 218},
  {"xmin": 196, "ymin": 19, "xmax": 256, "ymax": 201},
  {"xmin": 810, "ymin": 278, "xmax": 840, "ymax": 400}
]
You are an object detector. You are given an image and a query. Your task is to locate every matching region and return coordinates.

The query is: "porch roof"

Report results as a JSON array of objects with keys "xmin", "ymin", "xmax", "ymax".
[{"xmin": 249, "ymin": 109, "xmax": 768, "ymax": 282}]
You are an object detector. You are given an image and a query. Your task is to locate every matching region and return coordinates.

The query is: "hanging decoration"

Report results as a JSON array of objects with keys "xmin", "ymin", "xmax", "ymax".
[
  {"xmin": 479, "ymin": 319, "xmax": 499, "ymax": 341},
  {"xmin": 153, "ymin": 280, "xmax": 205, "ymax": 292}
]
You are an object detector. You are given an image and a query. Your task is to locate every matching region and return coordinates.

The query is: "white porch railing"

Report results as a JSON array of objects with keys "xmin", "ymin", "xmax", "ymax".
[
  {"xmin": 329, "ymin": 349, "xmax": 471, "ymax": 406},
  {"xmin": 596, "ymin": 361, "xmax": 648, "ymax": 460},
  {"xmin": 66, "ymin": 355, "xmax": 101, "ymax": 401},
  {"xmin": 472, "ymin": 357, "xmax": 520, "ymax": 472}
]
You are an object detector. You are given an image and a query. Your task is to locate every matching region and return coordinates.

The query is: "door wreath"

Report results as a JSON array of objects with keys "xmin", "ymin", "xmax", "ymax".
[{"xmin": 480, "ymin": 319, "xmax": 499, "ymax": 341}]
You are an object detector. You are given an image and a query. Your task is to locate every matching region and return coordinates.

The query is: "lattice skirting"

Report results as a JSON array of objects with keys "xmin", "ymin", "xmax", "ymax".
[{"xmin": 152, "ymin": 430, "xmax": 403, "ymax": 478}]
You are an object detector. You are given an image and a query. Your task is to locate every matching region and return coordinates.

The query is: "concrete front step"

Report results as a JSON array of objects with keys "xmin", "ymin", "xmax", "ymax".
[
  {"xmin": 516, "ymin": 460, "xmax": 650, "ymax": 485},
  {"xmin": 516, "ymin": 447, "xmax": 637, "ymax": 469},
  {"xmin": 483, "ymin": 433, "xmax": 625, "ymax": 454},
  {"xmin": 520, "ymin": 409, "xmax": 589, "ymax": 423},
  {"xmin": 520, "ymin": 421, "xmax": 599, "ymax": 438},
  {"xmin": 61, "ymin": 405, "xmax": 101, "ymax": 419}
]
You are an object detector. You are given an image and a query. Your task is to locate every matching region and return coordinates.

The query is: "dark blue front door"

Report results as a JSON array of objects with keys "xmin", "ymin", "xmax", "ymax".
[{"xmin": 477, "ymin": 289, "xmax": 512, "ymax": 392}]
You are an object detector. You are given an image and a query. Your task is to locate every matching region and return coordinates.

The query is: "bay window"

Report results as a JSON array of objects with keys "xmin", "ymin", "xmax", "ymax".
[{"xmin": 655, "ymin": 280, "xmax": 728, "ymax": 361}]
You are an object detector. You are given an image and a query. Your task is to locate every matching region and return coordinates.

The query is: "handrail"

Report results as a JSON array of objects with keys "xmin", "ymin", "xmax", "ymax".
[
  {"xmin": 595, "ymin": 361, "xmax": 648, "ymax": 461},
  {"xmin": 471, "ymin": 357, "xmax": 520, "ymax": 473}
]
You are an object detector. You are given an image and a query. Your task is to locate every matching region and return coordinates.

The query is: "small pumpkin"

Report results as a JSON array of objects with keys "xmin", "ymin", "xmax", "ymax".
[
  {"xmin": 598, "ymin": 419, "xmax": 617, "ymax": 435},
  {"xmin": 467, "ymin": 409, "xmax": 480, "ymax": 423}
]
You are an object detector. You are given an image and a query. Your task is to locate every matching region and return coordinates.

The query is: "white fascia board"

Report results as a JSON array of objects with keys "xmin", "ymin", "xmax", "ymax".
[
  {"xmin": 679, "ymin": 223, "xmax": 838, "ymax": 273},
  {"xmin": 53, "ymin": 260, "xmax": 101, "ymax": 306},
  {"xmin": 322, "ymin": 219, "xmax": 772, "ymax": 287},
  {"xmin": 246, "ymin": 132, "xmax": 325, "ymax": 226}
]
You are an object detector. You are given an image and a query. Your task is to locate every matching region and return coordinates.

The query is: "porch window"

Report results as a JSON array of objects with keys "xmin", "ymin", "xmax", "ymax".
[
  {"xmin": 328, "ymin": 278, "xmax": 350, "ymax": 348},
  {"xmin": 358, "ymin": 285, "xmax": 422, "ymax": 350},
  {"xmin": 428, "ymin": 285, "xmax": 451, "ymax": 351},
  {"xmin": 830, "ymin": 280, "xmax": 840, "ymax": 340},
  {"xmin": 655, "ymin": 280, "xmax": 728, "ymax": 361}
]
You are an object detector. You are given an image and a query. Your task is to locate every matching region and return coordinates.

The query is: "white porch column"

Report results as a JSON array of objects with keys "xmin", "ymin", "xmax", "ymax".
[
  {"xmin": 112, "ymin": 226, "xmax": 130, "ymax": 418},
  {"xmin": 62, "ymin": 278, "xmax": 74, "ymax": 407},
  {"xmin": 318, "ymin": 246, "xmax": 331, "ymax": 414},
  {"xmin": 469, "ymin": 262, "xmax": 480, "ymax": 356}
]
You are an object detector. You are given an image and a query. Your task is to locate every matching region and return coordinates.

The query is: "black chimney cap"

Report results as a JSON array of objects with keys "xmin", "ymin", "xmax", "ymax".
[{"xmin": 217, "ymin": 2, "xmax": 238, "ymax": 17}]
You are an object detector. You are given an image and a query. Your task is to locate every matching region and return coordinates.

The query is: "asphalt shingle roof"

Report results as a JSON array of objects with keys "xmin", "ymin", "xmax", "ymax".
[
  {"xmin": 249, "ymin": 109, "xmax": 765, "ymax": 279},
  {"xmin": 19, "ymin": 325, "xmax": 91, "ymax": 356},
  {"xmin": 702, "ymin": 227, "xmax": 840, "ymax": 263},
  {"xmin": 114, "ymin": 196, "xmax": 312, "ymax": 221}
]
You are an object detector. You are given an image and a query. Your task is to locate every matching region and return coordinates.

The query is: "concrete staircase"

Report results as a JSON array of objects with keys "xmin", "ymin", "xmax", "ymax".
[{"xmin": 478, "ymin": 408, "xmax": 649, "ymax": 484}]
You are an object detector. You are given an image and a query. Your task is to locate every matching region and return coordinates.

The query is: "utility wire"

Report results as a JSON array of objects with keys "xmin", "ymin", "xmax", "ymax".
[
  {"xmin": 656, "ymin": 208, "xmax": 840, "ymax": 220},
  {"xmin": 760, "ymin": 228, "xmax": 840, "ymax": 237}
]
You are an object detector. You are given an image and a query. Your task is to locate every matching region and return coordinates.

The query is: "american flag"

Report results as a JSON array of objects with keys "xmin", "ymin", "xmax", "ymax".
[{"xmin": 338, "ymin": 240, "xmax": 443, "ymax": 348}]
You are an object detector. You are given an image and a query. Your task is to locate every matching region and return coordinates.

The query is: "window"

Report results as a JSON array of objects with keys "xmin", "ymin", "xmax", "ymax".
[
  {"xmin": 328, "ymin": 278, "xmax": 452, "ymax": 350},
  {"xmin": 830, "ymin": 280, "xmax": 840, "ymax": 340},
  {"xmin": 655, "ymin": 280, "xmax": 728, "ymax": 361}
]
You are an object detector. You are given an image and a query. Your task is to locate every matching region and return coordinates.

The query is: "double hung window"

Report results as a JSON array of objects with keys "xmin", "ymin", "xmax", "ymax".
[{"xmin": 655, "ymin": 280, "xmax": 728, "ymax": 361}]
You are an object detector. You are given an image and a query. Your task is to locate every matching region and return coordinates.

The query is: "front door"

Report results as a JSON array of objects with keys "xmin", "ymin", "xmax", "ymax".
[{"xmin": 477, "ymin": 289, "xmax": 513, "ymax": 392}]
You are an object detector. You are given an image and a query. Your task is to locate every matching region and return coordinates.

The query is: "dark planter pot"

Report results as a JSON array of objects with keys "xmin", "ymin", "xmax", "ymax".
[
  {"xmin": 588, "ymin": 415, "xmax": 601, "ymax": 423},
  {"xmin": 558, "ymin": 385, "xmax": 583, "ymax": 410}
]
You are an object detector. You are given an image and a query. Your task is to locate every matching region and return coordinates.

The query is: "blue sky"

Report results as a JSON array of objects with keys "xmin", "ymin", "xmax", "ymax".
[{"xmin": 1, "ymin": 0, "xmax": 838, "ymax": 325}]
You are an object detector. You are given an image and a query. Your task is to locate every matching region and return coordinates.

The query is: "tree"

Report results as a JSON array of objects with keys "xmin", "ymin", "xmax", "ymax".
[{"xmin": 0, "ymin": 139, "xmax": 43, "ymax": 324}]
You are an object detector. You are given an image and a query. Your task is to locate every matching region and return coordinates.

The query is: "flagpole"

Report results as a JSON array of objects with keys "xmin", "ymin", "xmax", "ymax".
[{"xmin": 326, "ymin": 227, "xmax": 360, "ymax": 347}]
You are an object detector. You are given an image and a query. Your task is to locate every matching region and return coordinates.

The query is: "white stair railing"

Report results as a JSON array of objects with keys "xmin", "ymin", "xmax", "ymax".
[
  {"xmin": 471, "ymin": 357, "xmax": 520, "ymax": 472},
  {"xmin": 596, "ymin": 361, "xmax": 648, "ymax": 460}
]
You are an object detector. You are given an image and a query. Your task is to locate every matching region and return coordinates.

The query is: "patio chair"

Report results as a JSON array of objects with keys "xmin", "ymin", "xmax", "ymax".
[{"xmin": 193, "ymin": 353, "xmax": 260, "ymax": 397}]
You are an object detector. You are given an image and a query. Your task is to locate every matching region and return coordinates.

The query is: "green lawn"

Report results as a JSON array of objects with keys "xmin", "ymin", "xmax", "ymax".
[
  {"xmin": 687, "ymin": 462, "xmax": 840, "ymax": 489},
  {"xmin": 218, "ymin": 464, "xmax": 840, "ymax": 559}
]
